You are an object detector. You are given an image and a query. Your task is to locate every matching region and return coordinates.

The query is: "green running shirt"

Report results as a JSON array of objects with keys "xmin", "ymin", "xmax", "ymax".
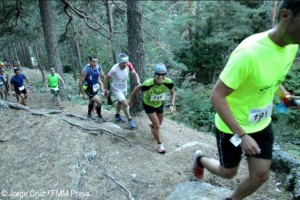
[
  {"xmin": 141, "ymin": 77, "xmax": 174, "ymax": 108},
  {"xmin": 48, "ymin": 74, "xmax": 59, "ymax": 88},
  {"xmin": 216, "ymin": 30, "xmax": 299, "ymax": 134}
]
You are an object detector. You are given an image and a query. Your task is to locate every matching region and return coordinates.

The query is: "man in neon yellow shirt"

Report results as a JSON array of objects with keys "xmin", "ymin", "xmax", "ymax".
[
  {"xmin": 46, "ymin": 68, "xmax": 66, "ymax": 109},
  {"xmin": 192, "ymin": 1, "xmax": 300, "ymax": 200}
]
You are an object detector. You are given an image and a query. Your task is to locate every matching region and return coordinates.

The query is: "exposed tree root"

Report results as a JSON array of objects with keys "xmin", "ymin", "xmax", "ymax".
[{"xmin": 0, "ymin": 100, "xmax": 133, "ymax": 146}]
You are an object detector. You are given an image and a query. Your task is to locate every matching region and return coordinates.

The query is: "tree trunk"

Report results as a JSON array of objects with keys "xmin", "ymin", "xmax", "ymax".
[
  {"xmin": 127, "ymin": 0, "xmax": 145, "ymax": 114},
  {"xmin": 105, "ymin": 0, "xmax": 118, "ymax": 63},
  {"xmin": 13, "ymin": 46, "xmax": 20, "ymax": 65},
  {"xmin": 34, "ymin": 43, "xmax": 45, "ymax": 83},
  {"xmin": 188, "ymin": 0, "xmax": 193, "ymax": 41},
  {"xmin": 80, "ymin": 19, "xmax": 86, "ymax": 64},
  {"xmin": 18, "ymin": 42, "xmax": 26, "ymax": 66},
  {"xmin": 75, "ymin": 40, "xmax": 82, "ymax": 78},
  {"xmin": 104, "ymin": 0, "xmax": 117, "ymax": 105},
  {"xmin": 272, "ymin": 0, "xmax": 278, "ymax": 26},
  {"xmin": 22, "ymin": 42, "xmax": 33, "ymax": 68},
  {"xmin": 38, "ymin": 0, "xmax": 64, "ymax": 80},
  {"xmin": 194, "ymin": 0, "xmax": 201, "ymax": 43},
  {"xmin": 72, "ymin": 41, "xmax": 78, "ymax": 81}
]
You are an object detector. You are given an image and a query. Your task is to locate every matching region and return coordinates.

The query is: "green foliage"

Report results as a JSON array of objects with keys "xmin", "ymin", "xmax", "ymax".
[
  {"xmin": 173, "ymin": 80, "xmax": 215, "ymax": 132},
  {"xmin": 178, "ymin": 1, "xmax": 270, "ymax": 84}
]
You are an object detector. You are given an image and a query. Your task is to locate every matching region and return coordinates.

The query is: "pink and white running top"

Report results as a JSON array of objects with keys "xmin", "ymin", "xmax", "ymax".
[{"xmin": 107, "ymin": 62, "xmax": 135, "ymax": 91}]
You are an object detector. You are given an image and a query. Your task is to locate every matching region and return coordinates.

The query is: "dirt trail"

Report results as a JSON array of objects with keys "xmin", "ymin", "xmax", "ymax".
[{"xmin": 0, "ymin": 68, "xmax": 292, "ymax": 200}]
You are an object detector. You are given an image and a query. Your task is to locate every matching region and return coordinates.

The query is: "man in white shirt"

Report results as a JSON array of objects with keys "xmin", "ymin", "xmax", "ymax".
[{"xmin": 104, "ymin": 53, "xmax": 140, "ymax": 129}]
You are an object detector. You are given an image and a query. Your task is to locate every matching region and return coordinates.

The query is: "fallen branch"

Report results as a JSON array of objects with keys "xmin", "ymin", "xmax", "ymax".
[{"xmin": 0, "ymin": 100, "xmax": 133, "ymax": 146}]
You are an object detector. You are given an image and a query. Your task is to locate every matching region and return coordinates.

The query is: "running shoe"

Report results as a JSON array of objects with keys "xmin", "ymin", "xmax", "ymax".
[
  {"xmin": 192, "ymin": 150, "xmax": 204, "ymax": 180},
  {"xmin": 157, "ymin": 143, "xmax": 166, "ymax": 154},
  {"xmin": 87, "ymin": 114, "xmax": 93, "ymax": 119},
  {"xmin": 98, "ymin": 116, "xmax": 106, "ymax": 123},
  {"xmin": 115, "ymin": 114, "xmax": 126, "ymax": 123},
  {"xmin": 129, "ymin": 118, "xmax": 135, "ymax": 129}
]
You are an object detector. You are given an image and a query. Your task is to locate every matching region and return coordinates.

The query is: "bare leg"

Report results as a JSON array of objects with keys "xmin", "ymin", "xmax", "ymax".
[
  {"xmin": 230, "ymin": 157, "xmax": 271, "ymax": 200},
  {"xmin": 120, "ymin": 99, "xmax": 131, "ymax": 120},
  {"xmin": 147, "ymin": 113, "xmax": 163, "ymax": 143},
  {"xmin": 116, "ymin": 101, "xmax": 122, "ymax": 115}
]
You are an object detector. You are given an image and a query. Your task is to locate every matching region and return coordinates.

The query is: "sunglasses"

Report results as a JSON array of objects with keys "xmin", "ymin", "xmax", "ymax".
[{"xmin": 155, "ymin": 73, "xmax": 167, "ymax": 77}]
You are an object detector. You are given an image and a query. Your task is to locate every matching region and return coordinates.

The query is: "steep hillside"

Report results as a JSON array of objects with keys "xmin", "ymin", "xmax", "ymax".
[{"xmin": 0, "ymin": 68, "xmax": 292, "ymax": 199}]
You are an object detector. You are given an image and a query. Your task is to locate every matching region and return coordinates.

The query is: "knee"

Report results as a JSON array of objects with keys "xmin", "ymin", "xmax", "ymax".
[
  {"xmin": 152, "ymin": 124, "xmax": 160, "ymax": 130},
  {"xmin": 121, "ymin": 102, "xmax": 129, "ymax": 108},
  {"xmin": 95, "ymin": 99, "xmax": 102, "ymax": 105},
  {"xmin": 251, "ymin": 171, "xmax": 270, "ymax": 183},
  {"xmin": 222, "ymin": 169, "xmax": 238, "ymax": 179}
]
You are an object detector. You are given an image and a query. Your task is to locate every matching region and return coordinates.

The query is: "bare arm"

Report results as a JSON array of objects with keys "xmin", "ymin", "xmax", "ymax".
[
  {"xmin": 210, "ymin": 79, "xmax": 261, "ymax": 155},
  {"xmin": 25, "ymin": 78, "xmax": 32, "ymax": 86},
  {"xmin": 98, "ymin": 76, "xmax": 104, "ymax": 92},
  {"xmin": 210, "ymin": 79, "xmax": 244, "ymax": 137},
  {"xmin": 100, "ymin": 69, "xmax": 106, "ymax": 80},
  {"xmin": 275, "ymin": 84, "xmax": 290, "ymax": 99},
  {"xmin": 132, "ymin": 71, "xmax": 141, "ymax": 85},
  {"xmin": 129, "ymin": 85, "xmax": 142, "ymax": 106},
  {"xmin": 45, "ymin": 77, "xmax": 49, "ymax": 89},
  {"xmin": 168, "ymin": 87, "xmax": 175, "ymax": 113},
  {"xmin": 103, "ymin": 76, "xmax": 111, "ymax": 90},
  {"xmin": 58, "ymin": 75, "xmax": 66, "ymax": 88}
]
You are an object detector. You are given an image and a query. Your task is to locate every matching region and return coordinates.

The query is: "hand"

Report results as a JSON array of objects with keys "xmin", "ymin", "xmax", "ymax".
[
  {"xmin": 104, "ymin": 90, "xmax": 109, "ymax": 98},
  {"xmin": 82, "ymin": 94, "xmax": 88, "ymax": 100},
  {"xmin": 240, "ymin": 135, "xmax": 261, "ymax": 155},
  {"xmin": 169, "ymin": 105, "xmax": 175, "ymax": 113}
]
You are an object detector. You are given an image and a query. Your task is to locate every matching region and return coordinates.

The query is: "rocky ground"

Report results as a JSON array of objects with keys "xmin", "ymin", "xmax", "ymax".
[{"xmin": 0, "ymin": 68, "xmax": 293, "ymax": 200}]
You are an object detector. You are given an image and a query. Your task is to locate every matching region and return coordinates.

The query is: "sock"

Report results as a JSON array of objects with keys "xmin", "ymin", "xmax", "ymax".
[
  {"xmin": 96, "ymin": 105, "xmax": 102, "ymax": 117},
  {"xmin": 88, "ymin": 104, "xmax": 93, "ymax": 115}
]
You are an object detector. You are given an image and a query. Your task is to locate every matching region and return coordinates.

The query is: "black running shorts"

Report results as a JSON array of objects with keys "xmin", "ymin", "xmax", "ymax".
[{"xmin": 215, "ymin": 122, "xmax": 274, "ymax": 168}]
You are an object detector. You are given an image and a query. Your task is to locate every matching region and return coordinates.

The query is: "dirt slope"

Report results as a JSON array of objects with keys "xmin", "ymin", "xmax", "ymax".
[{"xmin": 0, "ymin": 68, "xmax": 292, "ymax": 200}]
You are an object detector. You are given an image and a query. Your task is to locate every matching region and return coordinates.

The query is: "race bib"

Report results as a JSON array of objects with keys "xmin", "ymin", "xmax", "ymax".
[
  {"xmin": 52, "ymin": 86, "xmax": 59, "ymax": 91},
  {"xmin": 19, "ymin": 85, "xmax": 25, "ymax": 91},
  {"xmin": 150, "ymin": 93, "xmax": 165, "ymax": 101},
  {"xmin": 248, "ymin": 103, "xmax": 273, "ymax": 123},
  {"xmin": 93, "ymin": 83, "xmax": 99, "ymax": 92}
]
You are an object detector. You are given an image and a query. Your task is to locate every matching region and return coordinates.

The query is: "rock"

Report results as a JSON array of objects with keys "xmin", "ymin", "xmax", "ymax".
[
  {"xmin": 0, "ymin": 100, "xmax": 10, "ymax": 110},
  {"xmin": 86, "ymin": 150, "xmax": 97, "ymax": 160},
  {"xmin": 165, "ymin": 181, "xmax": 233, "ymax": 200},
  {"xmin": 271, "ymin": 150, "xmax": 300, "ymax": 173}
]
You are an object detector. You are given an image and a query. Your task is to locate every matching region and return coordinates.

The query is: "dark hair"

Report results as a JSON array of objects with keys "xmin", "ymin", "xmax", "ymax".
[
  {"xmin": 89, "ymin": 55, "xmax": 98, "ymax": 61},
  {"xmin": 277, "ymin": 0, "xmax": 300, "ymax": 22}
]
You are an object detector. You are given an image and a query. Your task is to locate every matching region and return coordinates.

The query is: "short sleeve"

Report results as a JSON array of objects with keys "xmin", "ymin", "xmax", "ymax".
[
  {"xmin": 220, "ymin": 49, "xmax": 254, "ymax": 90},
  {"xmin": 126, "ymin": 62, "xmax": 135, "ymax": 73},
  {"xmin": 107, "ymin": 66, "xmax": 116, "ymax": 78}
]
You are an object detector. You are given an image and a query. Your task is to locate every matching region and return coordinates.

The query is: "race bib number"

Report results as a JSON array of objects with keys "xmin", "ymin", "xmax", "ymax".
[
  {"xmin": 248, "ymin": 103, "xmax": 273, "ymax": 123},
  {"xmin": 19, "ymin": 85, "xmax": 25, "ymax": 91},
  {"xmin": 93, "ymin": 83, "xmax": 99, "ymax": 92},
  {"xmin": 150, "ymin": 93, "xmax": 165, "ymax": 101}
]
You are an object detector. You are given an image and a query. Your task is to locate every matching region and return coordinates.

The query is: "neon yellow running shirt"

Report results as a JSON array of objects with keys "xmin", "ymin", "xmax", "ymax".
[
  {"xmin": 48, "ymin": 74, "xmax": 59, "ymax": 88},
  {"xmin": 141, "ymin": 77, "xmax": 174, "ymax": 108},
  {"xmin": 216, "ymin": 31, "xmax": 299, "ymax": 134}
]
